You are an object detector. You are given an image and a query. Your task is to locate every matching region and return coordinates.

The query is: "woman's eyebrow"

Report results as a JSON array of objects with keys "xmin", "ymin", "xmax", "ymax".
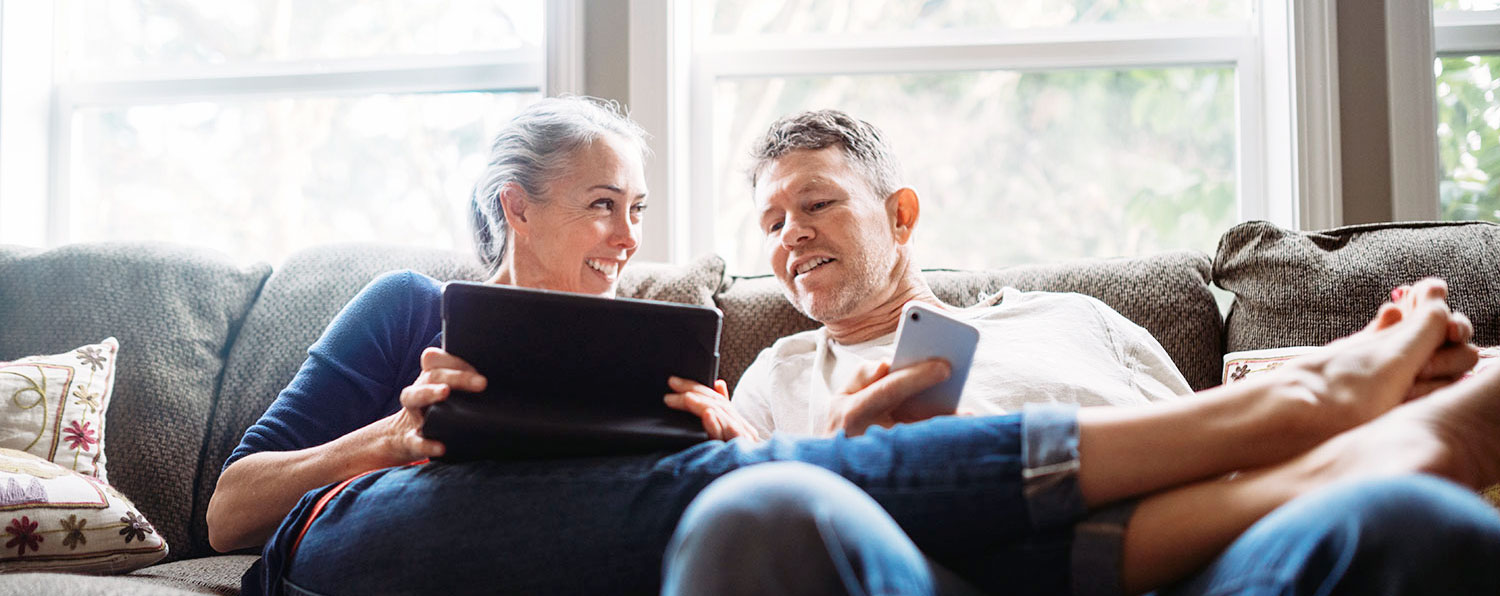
[{"xmin": 587, "ymin": 184, "xmax": 624, "ymax": 193}]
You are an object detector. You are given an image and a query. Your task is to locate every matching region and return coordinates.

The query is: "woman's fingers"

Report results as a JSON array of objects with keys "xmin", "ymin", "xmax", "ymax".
[
  {"xmin": 422, "ymin": 368, "xmax": 487, "ymax": 393},
  {"xmin": 421, "ymin": 347, "xmax": 480, "ymax": 373},
  {"xmin": 400, "ymin": 383, "xmax": 449, "ymax": 409},
  {"xmin": 404, "ymin": 429, "xmax": 445, "ymax": 459}
]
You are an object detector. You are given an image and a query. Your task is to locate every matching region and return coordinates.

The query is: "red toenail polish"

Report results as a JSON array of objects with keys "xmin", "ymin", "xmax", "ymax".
[{"xmin": 1391, "ymin": 288, "xmax": 1405, "ymax": 301}]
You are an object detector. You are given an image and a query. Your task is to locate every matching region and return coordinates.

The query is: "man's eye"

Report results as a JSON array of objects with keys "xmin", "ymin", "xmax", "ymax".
[
  {"xmin": 809, "ymin": 201, "xmax": 831, "ymax": 211},
  {"xmin": 767, "ymin": 221, "xmax": 784, "ymax": 233}
]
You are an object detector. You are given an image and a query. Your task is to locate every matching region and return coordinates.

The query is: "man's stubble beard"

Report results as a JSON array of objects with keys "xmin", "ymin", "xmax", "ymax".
[{"xmin": 788, "ymin": 249, "xmax": 894, "ymax": 325}]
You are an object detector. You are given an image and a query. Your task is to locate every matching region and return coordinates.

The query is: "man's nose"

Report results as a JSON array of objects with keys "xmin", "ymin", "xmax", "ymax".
[{"xmin": 779, "ymin": 217, "xmax": 813, "ymax": 248}]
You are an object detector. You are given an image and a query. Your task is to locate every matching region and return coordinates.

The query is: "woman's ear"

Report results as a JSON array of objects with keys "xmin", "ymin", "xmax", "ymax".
[
  {"xmin": 889, "ymin": 188, "xmax": 920, "ymax": 244},
  {"xmin": 498, "ymin": 183, "xmax": 530, "ymax": 235}
]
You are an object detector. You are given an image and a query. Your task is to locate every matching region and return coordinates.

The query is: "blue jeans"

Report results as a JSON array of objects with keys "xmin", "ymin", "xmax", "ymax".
[
  {"xmin": 253, "ymin": 407, "xmax": 1090, "ymax": 596},
  {"xmin": 664, "ymin": 468, "xmax": 1500, "ymax": 596}
]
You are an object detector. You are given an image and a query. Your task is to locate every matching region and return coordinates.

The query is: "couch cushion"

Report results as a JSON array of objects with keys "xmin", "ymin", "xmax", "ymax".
[
  {"xmin": 192, "ymin": 244, "xmax": 486, "ymax": 557},
  {"xmin": 716, "ymin": 251, "xmax": 1222, "ymax": 392},
  {"xmin": 128, "ymin": 554, "xmax": 259, "ymax": 595},
  {"xmin": 616, "ymin": 256, "xmax": 725, "ymax": 308},
  {"xmin": 1214, "ymin": 220, "xmax": 1500, "ymax": 352},
  {"xmin": 0, "ymin": 243, "xmax": 270, "ymax": 565}
]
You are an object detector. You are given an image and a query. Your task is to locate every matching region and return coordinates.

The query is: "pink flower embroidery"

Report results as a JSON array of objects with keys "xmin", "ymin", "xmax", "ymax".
[
  {"xmin": 63, "ymin": 420, "xmax": 97, "ymax": 452},
  {"xmin": 4, "ymin": 516, "xmax": 42, "ymax": 556}
]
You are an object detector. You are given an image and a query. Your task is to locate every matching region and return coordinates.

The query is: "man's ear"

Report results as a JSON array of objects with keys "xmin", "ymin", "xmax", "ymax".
[
  {"xmin": 498, "ymin": 183, "xmax": 530, "ymax": 236},
  {"xmin": 888, "ymin": 188, "xmax": 920, "ymax": 244}
]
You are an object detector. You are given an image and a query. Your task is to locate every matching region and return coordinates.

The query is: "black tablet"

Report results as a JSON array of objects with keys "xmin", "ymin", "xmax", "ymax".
[{"xmin": 422, "ymin": 281, "xmax": 720, "ymax": 460}]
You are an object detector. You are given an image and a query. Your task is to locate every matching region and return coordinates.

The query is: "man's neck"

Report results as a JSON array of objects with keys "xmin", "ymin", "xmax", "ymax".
[{"xmin": 824, "ymin": 274, "xmax": 944, "ymax": 345}]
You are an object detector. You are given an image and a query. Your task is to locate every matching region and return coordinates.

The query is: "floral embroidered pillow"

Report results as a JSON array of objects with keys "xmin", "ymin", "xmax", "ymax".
[
  {"xmin": 0, "ymin": 338, "xmax": 116, "ymax": 482},
  {"xmin": 0, "ymin": 448, "xmax": 167, "ymax": 573}
]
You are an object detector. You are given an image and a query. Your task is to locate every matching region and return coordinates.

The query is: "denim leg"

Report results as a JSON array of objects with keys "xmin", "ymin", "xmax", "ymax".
[
  {"xmin": 1160, "ymin": 474, "xmax": 1500, "ymax": 596},
  {"xmin": 268, "ymin": 410, "xmax": 1092, "ymax": 595},
  {"xmin": 662, "ymin": 461, "xmax": 984, "ymax": 596}
]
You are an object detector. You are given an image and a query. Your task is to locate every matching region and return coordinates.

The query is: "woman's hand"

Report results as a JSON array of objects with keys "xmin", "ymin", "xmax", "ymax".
[
  {"xmin": 822, "ymin": 359, "xmax": 950, "ymax": 438},
  {"xmin": 665, "ymin": 377, "xmax": 764, "ymax": 442},
  {"xmin": 380, "ymin": 347, "xmax": 487, "ymax": 463}
]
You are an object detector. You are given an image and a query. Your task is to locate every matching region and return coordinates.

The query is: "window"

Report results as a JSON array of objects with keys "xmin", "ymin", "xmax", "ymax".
[
  {"xmin": 657, "ymin": 0, "xmax": 1276, "ymax": 275},
  {"xmin": 1434, "ymin": 1, "xmax": 1500, "ymax": 222},
  {"xmin": 0, "ymin": 1, "xmax": 555, "ymax": 264}
]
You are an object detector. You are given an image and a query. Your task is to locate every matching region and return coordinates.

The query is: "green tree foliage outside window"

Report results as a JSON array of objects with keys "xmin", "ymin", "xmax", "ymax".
[{"xmin": 1437, "ymin": 55, "xmax": 1500, "ymax": 222}]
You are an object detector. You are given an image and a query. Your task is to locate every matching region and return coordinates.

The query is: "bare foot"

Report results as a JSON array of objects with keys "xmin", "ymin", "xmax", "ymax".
[
  {"xmin": 1260, "ymin": 277, "xmax": 1470, "ymax": 439},
  {"xmin": 1289, "ymin": 364, "xmax": 1500, "ymax": 491},
  {"xmin": 1366, "ymin": 279, "xmax": 1479, "ymax": 398}
]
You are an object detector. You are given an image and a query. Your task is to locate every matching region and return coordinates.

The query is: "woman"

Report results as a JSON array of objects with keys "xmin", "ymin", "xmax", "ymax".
[
  {"xmin": 208, "ymin": 97, "xmax": 1500, "ymax": 596},
  {"xmin": 207, "ymin": 96, "xmax": 655, "ymax": 592}
]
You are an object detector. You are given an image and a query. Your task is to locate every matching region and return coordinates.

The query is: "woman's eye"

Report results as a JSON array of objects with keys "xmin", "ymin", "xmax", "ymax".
[
  {"xmin": 630, "ymin": 202, "xmax": 648, "ymax": 214},
  {"xmin": 592, "ymin": 199, "xmax": 615, "ymax": 211}
]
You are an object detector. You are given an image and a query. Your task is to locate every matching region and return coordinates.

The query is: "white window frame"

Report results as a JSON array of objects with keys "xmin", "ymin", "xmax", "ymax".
[
  {"xmin": 0, "ymin": 0, "xmax": 582, "ymax": 249},
  {"xmin": 1387, "ymin": 3, "xmax": 1500, "ymax": 221},
  {"xmin": 630, "ymin": 0, "xmax": 1341, "ymax": 265}
]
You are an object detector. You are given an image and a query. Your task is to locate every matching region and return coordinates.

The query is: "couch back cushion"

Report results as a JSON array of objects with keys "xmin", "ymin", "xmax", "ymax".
[
  {"xmin": 192, "ymin": 246, "xmax": 723, "ymax": 555},
  {"xmin": 1214, "ymin": 220, "xmax": 1500, "ymax": 352},
  {"xmin": 0, "ymin": 243, "xmax": 269, "ymax": 563},
  {"xmin": 716, "ymin": 250, "xmax": 1222, "ymax": 392}
]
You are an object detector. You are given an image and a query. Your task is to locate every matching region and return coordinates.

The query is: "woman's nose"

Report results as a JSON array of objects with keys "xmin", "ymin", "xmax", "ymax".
[{"xmin": 611, "ymin": 214, "xmax": 639, "ymax": 250}]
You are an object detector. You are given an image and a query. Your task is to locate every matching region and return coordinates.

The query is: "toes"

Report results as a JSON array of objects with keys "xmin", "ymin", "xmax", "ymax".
[
  {"xmin": 1369, "ymin": 302, "xmax": 1403, "ymax": 331},
  {"xmin": 1449, "ymin": 312, "xmax": 1474, "ymax": 345},
  {"xmin": 1411, "ymin": 277, "xmax": 1450, "ymax": 304}
]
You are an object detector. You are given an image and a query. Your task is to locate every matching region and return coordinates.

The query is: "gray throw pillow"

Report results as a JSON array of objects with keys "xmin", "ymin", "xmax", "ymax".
[{"xmin": 1214, "ymin": 220, "xmax": 1500, "ymax": 352}]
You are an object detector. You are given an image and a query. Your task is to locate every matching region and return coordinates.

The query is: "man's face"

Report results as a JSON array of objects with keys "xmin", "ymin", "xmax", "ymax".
[{"xmin": 754, "ymin": 147, "xmax": 900, "ymax": 323}]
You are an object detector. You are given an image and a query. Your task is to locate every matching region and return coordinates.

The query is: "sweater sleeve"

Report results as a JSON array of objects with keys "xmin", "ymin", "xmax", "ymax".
[{"xmin": 224, "ymin": 271, "xmax": 443, "ymax": 470}]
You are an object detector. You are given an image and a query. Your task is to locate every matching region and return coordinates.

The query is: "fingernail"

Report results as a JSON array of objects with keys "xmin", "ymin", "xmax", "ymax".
[{"xmin": 1391, "ymin": 287, "xmax": 1405, "ymax": 301}]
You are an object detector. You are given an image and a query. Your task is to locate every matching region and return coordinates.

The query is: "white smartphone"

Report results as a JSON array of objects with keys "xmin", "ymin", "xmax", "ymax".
[{"xmin": 888, "ymin": 302, "xmax": 980, "ymax": 419}]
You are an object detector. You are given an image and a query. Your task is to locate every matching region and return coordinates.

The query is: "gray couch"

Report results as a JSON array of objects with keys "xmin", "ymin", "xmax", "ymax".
[{"xmin": 1, "ymin": 220, "xmax": 1496, "ymax": 594}]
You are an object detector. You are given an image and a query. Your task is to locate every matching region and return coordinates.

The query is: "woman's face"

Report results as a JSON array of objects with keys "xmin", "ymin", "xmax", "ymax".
[{"xmin": 509, "ymin": 133, "xmax": 648, "ymax": 297}]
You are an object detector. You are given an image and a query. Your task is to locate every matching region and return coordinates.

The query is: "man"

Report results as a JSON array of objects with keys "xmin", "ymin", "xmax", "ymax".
[
  {"xmin": 741, "ymin": 109, "xmax": 1188, "ymax": 437},
  {"xmin": 661, "ymin": 110, "xmax": 1500, "ymax": 596},
  {"xmin": 668, "ymin": 110, "xmax": 1190, "ymax": 441}
]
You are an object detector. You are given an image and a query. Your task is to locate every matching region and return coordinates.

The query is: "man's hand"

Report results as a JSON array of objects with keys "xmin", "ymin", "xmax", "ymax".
[
  {"xmin": 665, "ymin": 377, "xmax": 764, "ymax": 442},
  {"xmin": 822, "ymin": 359, "xmax": 951, "ymax": 438}
]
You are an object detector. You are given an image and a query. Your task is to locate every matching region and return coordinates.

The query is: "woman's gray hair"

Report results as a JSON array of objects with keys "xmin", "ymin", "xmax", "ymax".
[
  {"xmin": 470, "ymin": 96, "xmax": 648, "ymax": 273},
  {"xmin": 748, "ymin": 109, "xmax": 900, "ymax": 200}
]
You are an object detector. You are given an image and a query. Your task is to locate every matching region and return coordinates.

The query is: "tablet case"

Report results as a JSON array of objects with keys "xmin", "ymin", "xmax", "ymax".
[{"xmin": 423, "ymin": 281, "xmax": 720, "ymax": 460}]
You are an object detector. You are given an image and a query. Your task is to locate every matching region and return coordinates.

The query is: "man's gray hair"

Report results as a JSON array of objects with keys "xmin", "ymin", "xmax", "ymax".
[
  {"xmin": 470, "ymin": 96, "xmax": 648, "ymax": 273},
  {"xmin": 748, "ymin": 109, "xmax": 901, "ymax": 199}
]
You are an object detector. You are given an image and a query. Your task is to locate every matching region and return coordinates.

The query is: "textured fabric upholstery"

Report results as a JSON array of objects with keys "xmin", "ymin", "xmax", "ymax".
[
  {"xmin": 191, "ymin": 244, "xmax": 487, "ymax": 557},
  {"xmin": 616, "ymin": 255, "xmax": 726, "ymax": 308},
  {"xmin": 190, "ymin": 246, "xmax": 725, "ymax": 556},
  {"xmin": 127, "ymin": 554, "xmax": 259, "ymax": 595},
  {"xmin": 716, "ymin": 250, "xmax": 1222, "ymax": 392},
  {"xmin": 1214, "ymin": 220, "xmax": 1500, "ymax": 352},
  {"xmin": 0, "ymin": 243, "xmax": 269, "ymax": 566}
]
